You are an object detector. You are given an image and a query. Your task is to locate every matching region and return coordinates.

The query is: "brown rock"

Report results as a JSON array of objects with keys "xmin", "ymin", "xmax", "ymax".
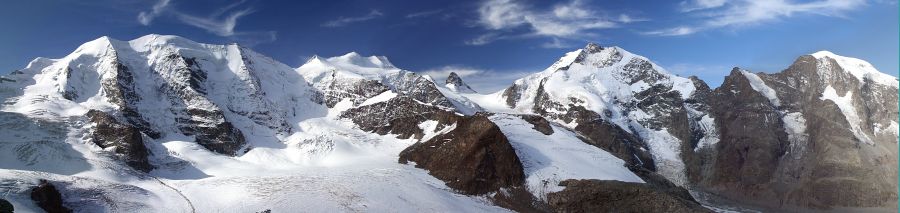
[
  {"xmin": 398, "ymin": 115, "xmax": 525, "ymax": 195},
  {"xmin": 516, "ymin": 114, "xmax": 554, "ymax": 135},
  {"xmin": 547, "ymin": 179, "xmax": 712, "ymax": 213},
  {"xmin": 86, "ymin": 110, "xmax": 154, "ymax": 172}
]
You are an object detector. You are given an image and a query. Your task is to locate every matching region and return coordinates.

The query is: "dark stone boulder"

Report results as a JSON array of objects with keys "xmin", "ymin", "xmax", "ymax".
[
  {"xmin": 516, "ymin": 114, "xmax": 554, "ymax": 135},
  {"xmin": 0, "ymin": 198, "xmax": 12, "ymax": 213},
  {"xmin": 547, "ymin": 179, "xmax": 712, "ymax": 213},
  {"xmin": 30, "ymin": 180, "xmax": 71, "ymax": 213},
  {"xmin": 86, "ymin": 110, "xmax": 154, "ymax": 172},
  {"xmin": 398, "ymin": 115, "xmax": 525, "ymax": 195}
]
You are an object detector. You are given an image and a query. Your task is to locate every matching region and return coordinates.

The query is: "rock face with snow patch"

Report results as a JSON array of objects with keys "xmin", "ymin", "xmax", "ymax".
[
  {"xmin": 398, "ymin": 114, "xmax": 525, "ymax": 195},
  {"xmin": 86, "ymin": 109, "xmax": 153, "ymax": 172},
  {"xmin": 688, "ymin": 53, "xmax": 899, "ymax": 210},
  {"xmin": 500, "ymin": 43, "xmax": 697, "ymax": 184}
]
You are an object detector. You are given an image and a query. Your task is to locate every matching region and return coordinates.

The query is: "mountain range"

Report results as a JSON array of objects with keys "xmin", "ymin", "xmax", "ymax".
[{"xmin": 0, "ymin": 34, "xmax": 896, "ymax": 212}]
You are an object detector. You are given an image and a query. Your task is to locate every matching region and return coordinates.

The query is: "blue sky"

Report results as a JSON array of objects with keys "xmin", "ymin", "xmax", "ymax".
[{"xmin": 1, "ymin": 0, "xmax": 897, "ymax": 92}]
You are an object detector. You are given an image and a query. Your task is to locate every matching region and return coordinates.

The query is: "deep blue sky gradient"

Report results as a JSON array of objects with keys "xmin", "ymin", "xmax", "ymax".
[{"xmin": 0, "ymin": 0, "xmax": 896, "ymax": 90}]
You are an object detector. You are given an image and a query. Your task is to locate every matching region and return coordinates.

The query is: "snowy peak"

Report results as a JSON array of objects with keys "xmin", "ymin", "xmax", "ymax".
[
  {"xmin": 329, "ymin": 52, "xmax": 396, "ymax": 69},
  {"xmin": 810, "ymin": 50, "xmax": 898, "ymax": 88},
  {"xmin": 445, "ymin": 72, "xmax": 476, "ymax": 93}
]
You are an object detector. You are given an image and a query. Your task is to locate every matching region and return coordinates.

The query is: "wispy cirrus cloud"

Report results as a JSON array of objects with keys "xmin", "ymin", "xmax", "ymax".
[
  {"xmin": 467, "ymin": 0, "xmax": 636, "ymax": 46},
  {"xmin": 137, "ymin": 0, "xmax": 171, "ymax": 25},
  {"xmin": 406, "ymin": 9, "xmax": 443, "ymax": 19},
  {"xmin": 322, "ymin": 10, "xmax": 384, "ymax": 27},
  {"xmin": 647, "ymin": 0, "xmax": 867, "ymax": 36},
  {"xmin": 136, "ymin": 0, "xmax": 275, "ymax": 45}
]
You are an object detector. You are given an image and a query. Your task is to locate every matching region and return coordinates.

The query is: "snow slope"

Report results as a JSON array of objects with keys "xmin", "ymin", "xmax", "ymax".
[{"xmin": 489, "ymin": 114, "xmax": 643, "ymax": 201}]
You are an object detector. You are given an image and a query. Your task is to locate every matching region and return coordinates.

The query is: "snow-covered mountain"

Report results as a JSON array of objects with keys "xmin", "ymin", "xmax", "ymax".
[{"xmin": 0, "ymin": 35, "xmax": 896, "ymax": 213}]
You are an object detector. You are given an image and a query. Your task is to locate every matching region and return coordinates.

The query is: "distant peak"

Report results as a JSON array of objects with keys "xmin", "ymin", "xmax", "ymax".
[{"xmin": 445, "ymin": 72, "xmax": 476, "ymax": 93}]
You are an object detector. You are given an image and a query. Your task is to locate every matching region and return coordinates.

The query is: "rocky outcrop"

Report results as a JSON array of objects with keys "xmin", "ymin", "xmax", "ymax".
[
  {"xmin": 158, "ymin": 54, "xmax": 247, "ymax": 156},
  {"xmin": 547, "ymin": 179, "xmax": 711, "ymax": 213},
  {"xmin": 398, "ymin": 114, "xmax": 525, "ymax": 195},
  {"xmin": 31, "ymin": 179, "xmax": 71, "ymax": 213},
  {"xmin": 86, "ymin": 109, "xmax": 153, "ymax": 172},
  {"xmin": 342, "ymin": 96, "xmax": 458, "ymax": 139}
]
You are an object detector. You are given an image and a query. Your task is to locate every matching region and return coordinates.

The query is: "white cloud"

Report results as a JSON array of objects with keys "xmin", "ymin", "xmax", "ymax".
[
  {"xmin": 464, "ymin": 33, "xmax": 504, "ymax": 46},
  {"xmin": 138, "ymin": 0, "xmax": 262, "ymax": 38},
  {"xmin": 642, "ymin": 26, "xmax": 697, "ymax": 36},
  {"xmin": 679, "ymin": 0, "xmax": 727, "ymax": 12},
  {"xmin": 406, "ymin": 9, "xmax": 443, "ymax": 19},
  {"xmin": 137, "ymin": 0, "xmax": 171, "ymax": 25},
  {"xmin": 540, "ymin": 38, "xmax": 571, "ymax": 49},
  {"xmin": 322, "ymin": 10, "xmax": 384, "ymax": 27},
  {"xmin": 649, "ymin": 0, "xmax": 866, "ymax": 36},
  {"xmin": 174, "ymin": 8, "xmax": 253, "ymax": 36},
  {"xmin": 617, "ymin": 14, "xmax": 649, "ymax": 23},
  {"xmin": 419, "ymin": 66, "xmax": 531, "ymax": 93},
  {"xmin": 471, "ymin": 0, "xmax": 630, "ymax": 45}
]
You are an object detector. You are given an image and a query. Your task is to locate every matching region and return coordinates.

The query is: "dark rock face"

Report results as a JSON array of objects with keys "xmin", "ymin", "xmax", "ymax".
[
  {"xmin": 501, "ymin": 84, "xmax": 521, "ymax": 108},
  {"xmin": 398, "ymin": 115, "xmax": 525, "ymax": 195},
  {"xmin": 321, "ymin": 77, "xmax": 390, "ymax": 108},
  {"xmin": 101, "ymin": 61, "xmax": 160, "ymax": 139},
  {"xmin": 86, "ymin": 110, "xmax": 154, "ymax": 172},
  {"xmin": 157, "ymin": 54, "xmax": 247, "ymax": 156},
  {"xmin": 700, "ymin": 68, "xmax": 789, "ymax": 193},
  {"xmin": 31, "ymin": 179, "xmax": 71, "ymax": 213},
  {"xmin": 688, "ymin": 56, "xmax": 900, "ymax": 210},
  {"xmin": 547, "ymin": 179, "xmax": 712, "ymax": 213},
  {"xmin": 342, "ymin": 97, "xmax": 458, "ymax": 139},
  {"xmin": 389, "ymin": 72, "xmax": 456, "ymax": 108}
]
